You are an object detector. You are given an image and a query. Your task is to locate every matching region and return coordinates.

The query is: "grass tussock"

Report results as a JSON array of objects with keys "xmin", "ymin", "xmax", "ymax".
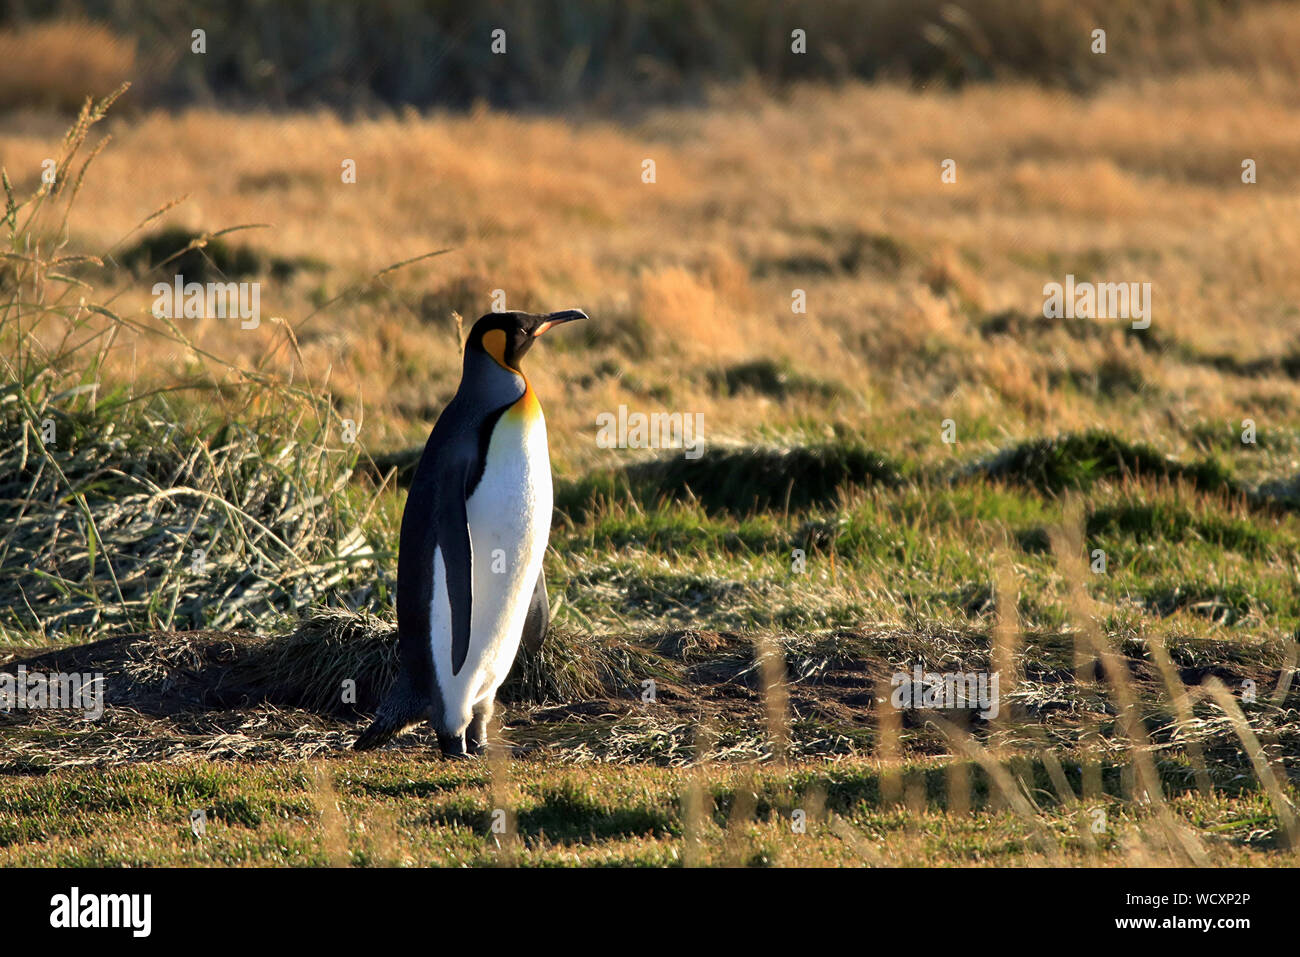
[
  {"xmin": 115, "ymin": 226, "xmax": 314, "ymax": 283},
  {"xmin": 0, "ymin": 385, "xmax": 376, "ymax": 643},
  {"xmin": 0, "ymin": 95, "xmax": 378, "ymax": 644},
  {"xmin": 964, "ymin": 430, "xmax": 1235, "ymax": 495},
  {"xmin": 558, "ymin": 442, "xmax": 904, "ymax": 519}
]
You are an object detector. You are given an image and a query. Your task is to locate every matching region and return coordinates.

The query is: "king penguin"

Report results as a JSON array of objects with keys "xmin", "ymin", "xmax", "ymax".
[{"xmin": 355, "ymin": 309, "xmax": 586, "ymax": 756}]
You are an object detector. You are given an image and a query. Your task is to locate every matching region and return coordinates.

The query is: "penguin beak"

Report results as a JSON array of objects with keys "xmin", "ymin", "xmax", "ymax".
[{"xmin": 531, "ymin": 309, "xmax": 587, "ymax": 337}]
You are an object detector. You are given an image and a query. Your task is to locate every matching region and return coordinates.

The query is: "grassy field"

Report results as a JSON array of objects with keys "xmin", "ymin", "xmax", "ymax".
[{"xmin": 3, "ymin": 4, "xmax": 1300, "ymax": 866}]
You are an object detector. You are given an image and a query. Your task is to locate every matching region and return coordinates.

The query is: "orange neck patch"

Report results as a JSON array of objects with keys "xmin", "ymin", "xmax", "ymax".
[{"xmin": 507, "ymin": 378, "xmax": 542, "ymax": 422}]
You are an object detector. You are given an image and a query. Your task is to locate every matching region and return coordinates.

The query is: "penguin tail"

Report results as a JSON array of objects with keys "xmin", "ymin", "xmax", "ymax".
[{"xmin": 353, "ymin": 685, "xmax": 431, "ymax": 751}]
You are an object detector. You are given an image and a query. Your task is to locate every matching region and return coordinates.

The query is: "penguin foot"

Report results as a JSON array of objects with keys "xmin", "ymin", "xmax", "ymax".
[
  {"xmin": 466, "ymin": 719, "xmax": 488, "ymax": 756},
  {"xmin": 467, "ymin": 703, "xmax": 493, "ymax": 755},
  {"xmin": 437, "ymin": 731, "xmax": 468, "ymax": 759}
]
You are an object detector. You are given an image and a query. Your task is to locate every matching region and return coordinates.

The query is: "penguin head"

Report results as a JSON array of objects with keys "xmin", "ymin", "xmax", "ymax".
[{"xmin": 467, "ymin": 309, "xmax": 587, "ymax": 372}]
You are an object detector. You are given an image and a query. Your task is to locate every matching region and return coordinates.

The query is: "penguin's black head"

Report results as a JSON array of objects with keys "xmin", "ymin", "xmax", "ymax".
[{"xmin": 466, "ymin": 309, "xmax": 587, "ymax": 372}]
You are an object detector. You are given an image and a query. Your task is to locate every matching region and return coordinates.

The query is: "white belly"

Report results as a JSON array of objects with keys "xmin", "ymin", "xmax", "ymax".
[{"xmin": 428, "ymin": 406, "xmax": 551, "ymax": 733}]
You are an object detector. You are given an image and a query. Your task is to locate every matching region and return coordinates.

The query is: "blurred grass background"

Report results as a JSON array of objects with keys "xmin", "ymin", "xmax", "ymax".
[{"xmin": 2, "ymin": 0, "xmax": 1299, "ymax": 114}]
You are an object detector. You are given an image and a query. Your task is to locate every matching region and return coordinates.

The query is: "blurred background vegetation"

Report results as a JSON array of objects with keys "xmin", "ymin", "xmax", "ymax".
[{"xmin": 0, "ymin": 0, "xmax": 1294, "ymax": 114}]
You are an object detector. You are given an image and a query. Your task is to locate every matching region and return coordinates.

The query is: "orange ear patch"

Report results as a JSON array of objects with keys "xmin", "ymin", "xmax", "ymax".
[{"xmin": 481, "ymin": 328, "xmax": 508, "ymax": 367}]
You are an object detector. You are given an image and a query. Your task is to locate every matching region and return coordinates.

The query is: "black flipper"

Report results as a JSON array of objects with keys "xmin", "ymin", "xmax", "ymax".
[
  {"xmin": 521, "ymin": 568, "xmax": 550, "ymax": 655},
  {"xmin": 438, "ymin": 459, "xmax": 475, "ymax": 675}
]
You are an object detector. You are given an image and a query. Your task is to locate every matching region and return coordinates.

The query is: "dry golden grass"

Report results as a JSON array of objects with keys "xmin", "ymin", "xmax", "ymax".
[{"xmin": 3, "ymin": 61, "xmax": 1296, "ymax": 475}]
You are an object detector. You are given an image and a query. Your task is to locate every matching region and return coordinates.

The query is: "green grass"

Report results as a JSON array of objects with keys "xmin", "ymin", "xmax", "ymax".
[
  {"xmin": 1, "ymin": 755, "xmax": 1295, "ymax": 866},
  {"xmin": 550, "ymin": 473, "xmax": 1300, "ymax": 634}
]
